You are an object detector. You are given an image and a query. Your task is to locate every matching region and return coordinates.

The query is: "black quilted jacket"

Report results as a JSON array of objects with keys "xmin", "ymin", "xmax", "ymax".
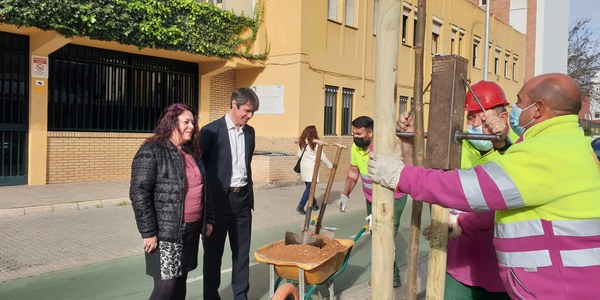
[{"xmin": 129, "ymin": 140, "xmax": 215, "ymax": 243}]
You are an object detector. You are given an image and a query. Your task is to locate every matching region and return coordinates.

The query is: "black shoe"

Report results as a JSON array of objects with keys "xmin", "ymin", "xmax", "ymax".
[
  {"xmin": 296, "ymin": 205, "xmax": 306, "ymax": 215},
  {"xmin": 312, "ymin": 202, "xmax": 319, "ymax": 211}
]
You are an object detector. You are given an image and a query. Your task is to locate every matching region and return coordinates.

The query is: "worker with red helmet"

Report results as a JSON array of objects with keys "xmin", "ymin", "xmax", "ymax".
[
  {"xmin": 446, "ymin": 81, "xmax": 511, "ymax": 299},
  {"xmin": 397, "ymin": 80, "xmax": 512, "ymax": 299},
  {"xmin": 378, "ymin": 74, "xmax": 600, "ymax": 299}
]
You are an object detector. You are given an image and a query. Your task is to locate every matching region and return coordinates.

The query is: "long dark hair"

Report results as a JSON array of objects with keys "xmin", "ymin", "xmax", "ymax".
[
  {"xmin": 298, "ymin": 125, "xmax": 319, "ymax": 151},
  {"xmin": 146, "ymin": 103, "xmax": 201, "ymax": 158}
]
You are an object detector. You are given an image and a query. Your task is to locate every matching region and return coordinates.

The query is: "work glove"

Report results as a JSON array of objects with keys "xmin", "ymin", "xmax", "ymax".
[
  {"xmin": 367, "ymin": 152, "xmax": 405, "ymax": 190},
  {"xmin": 482, "ymin": 110, "xmax": 508, "ymax": 149},
  {"xmin": 448, "ymin": 213, "xmax": 462, "ymax": 239},
  {"xmin": 365, "ymin": 214, "xmax": 372, "ymax": 231},
  {"xmin": 422, "ymin": 214, "xmax": 462, "ymax": 240},
  {"xmin": 337, "ymin": 194, "xmax": 349, "ymax": 212}
]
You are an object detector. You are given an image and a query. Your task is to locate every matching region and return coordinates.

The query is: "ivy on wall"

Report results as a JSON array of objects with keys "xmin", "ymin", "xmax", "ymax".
[{"xmin": 0, "ymin": 0, "xmax": 268, "ymax": 60}]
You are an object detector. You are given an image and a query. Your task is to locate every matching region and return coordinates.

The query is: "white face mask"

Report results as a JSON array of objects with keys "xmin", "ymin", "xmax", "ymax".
[
  {"xmin": 509, "ymin": 103, "xmax": 536, "ymax": 136},
  {"xmin": 466, "ymin": 124, "xmax": 493, "ymax": 151}
]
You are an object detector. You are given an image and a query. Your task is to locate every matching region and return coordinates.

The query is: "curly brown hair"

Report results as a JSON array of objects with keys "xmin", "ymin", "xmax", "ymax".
[
  {"xmin": 146, "ymin": 103, "xmax": 201, "ymax": 158},
  {"xmin": 298, "ymin": 125, "xmax": 319, "ymax": 151}
]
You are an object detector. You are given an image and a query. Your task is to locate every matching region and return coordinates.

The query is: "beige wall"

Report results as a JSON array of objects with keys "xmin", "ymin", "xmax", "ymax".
[
  {"xmin": 2, "ymin": 0, "xmax": 527, "ymax": 185},
  {"xmin": 244, "ymin": 0, "xmax": 525, "ymax": 142}
]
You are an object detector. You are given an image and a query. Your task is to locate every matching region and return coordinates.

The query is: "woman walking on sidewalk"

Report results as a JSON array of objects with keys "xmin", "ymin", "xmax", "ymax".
[
  {"xmin": 130, "ymin": 103, "xmax": 215, "ymax": 300},
  {"xmin": 295, "ymin": 125, "xmax": 332, "ymax": 215}
]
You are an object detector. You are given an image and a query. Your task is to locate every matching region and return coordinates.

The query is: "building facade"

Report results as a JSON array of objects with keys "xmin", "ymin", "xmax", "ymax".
[
  {"xmin": 0, "ymin": 0, "xmax": 525, "ymax": 186},
  {"xmin": 468, "ymin": 0, "xmax": 570, "ymax": 81}
]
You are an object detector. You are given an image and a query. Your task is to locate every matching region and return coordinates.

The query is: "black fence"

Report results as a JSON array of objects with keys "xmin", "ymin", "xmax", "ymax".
[
  {"xmin": 0, "ymin": 32, "xmax": 28, "ymax": 185},
  {"xmin": 48, "ymin": 45, "xmax": 199, "ymax": 132}
]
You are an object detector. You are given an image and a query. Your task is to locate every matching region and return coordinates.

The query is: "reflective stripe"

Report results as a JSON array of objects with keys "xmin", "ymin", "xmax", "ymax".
[
  {"xmin": 561, "ymin": 248, "xmax": 600, "ymax": 267},
  {"xmin": 458, "ymin": 169, "xmax": 489, "ymax": 211},
  {"xmin": 480, "ymin": 162, "xmax": 524, "ymax": 209},
  {"xmin": 360, "ymin": 174, "xmax": 373, "ymax": 189},
  {"xmin": 495, "ymin": 219, "xmax": 544, "ymax": 239},
  {"xmin": 496, "ymin": 250, "xmax": 552, "ymax": 268},
  {"xmin": 553, "ymin": 219, "xmax": 600, "ymax": 237}
]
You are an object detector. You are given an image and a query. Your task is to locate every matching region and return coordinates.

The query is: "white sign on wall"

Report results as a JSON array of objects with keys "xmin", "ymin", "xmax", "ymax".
[
  {"xmin": 252, "ymin": 85, "xmax": 285, "ymax": 115},
  {"xmin": 32, "ymin": 55, "xmax": 49, "ymax": 78}
]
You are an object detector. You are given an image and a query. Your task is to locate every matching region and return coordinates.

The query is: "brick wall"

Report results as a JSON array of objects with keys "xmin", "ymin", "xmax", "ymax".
[
  {"xmin": 46, "ymin": 133, "xmax": 354, "ymax": 184},
  {"xmin": 251, "ymin": 155, "xmax": 300, "ymax": 183},
  {"xmin": 47, "ymin": 132, "xmax": 150, "ymax": 184},
  {"xmin": 253, "ymin": 136, "xmax": 355, "ymax": 184},
  {"xmin": 209, "ymin": 70, "xmax": 235, "ymax": 121}
]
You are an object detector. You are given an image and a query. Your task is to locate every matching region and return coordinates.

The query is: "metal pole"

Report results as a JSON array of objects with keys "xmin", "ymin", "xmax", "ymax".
[{"xmin": 483, "ymin": 0, "xmax": 490, "ymax": 80}]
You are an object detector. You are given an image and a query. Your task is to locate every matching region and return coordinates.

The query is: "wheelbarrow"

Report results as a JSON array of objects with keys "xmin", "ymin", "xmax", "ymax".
[{"xmin": 254, "ymin": 226, "xmax": 369, "ymax": 299}]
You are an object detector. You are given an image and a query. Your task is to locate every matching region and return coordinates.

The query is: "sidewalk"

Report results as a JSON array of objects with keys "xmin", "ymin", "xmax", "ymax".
[{"xmin": 0, "ymin": 180, "xmax": 428, "ymax": 298}]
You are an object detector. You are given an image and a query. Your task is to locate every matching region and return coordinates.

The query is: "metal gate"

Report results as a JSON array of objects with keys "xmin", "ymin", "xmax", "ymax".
[{"xmin": 0, "ymin": 32, "xmax": 29, "ymax": 186}]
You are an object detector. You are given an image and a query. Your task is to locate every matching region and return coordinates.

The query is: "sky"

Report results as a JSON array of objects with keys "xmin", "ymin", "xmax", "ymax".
[{"xmin": 569, "ymin": 0, "xmax": 600, "ymax": 38}]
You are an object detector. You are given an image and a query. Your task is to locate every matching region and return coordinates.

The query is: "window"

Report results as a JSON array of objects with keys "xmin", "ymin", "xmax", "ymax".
[
  {"xmin": 504, "ymin": 52, "xmax": 511, "ymax": 78},
  {"xmin": 451, "ymin": 27, "xmax": 457, "ymax": 54},
  {"xmin": 413, "ymin": 17, "xmax": 418, "ymax": 46},
  {"xmin": 402, "ymin": 8, "xmax": 409, "ymax": 43},
  {"xmin": 472, "ymin": 36, "xmax": 480, "ymax": 68},
  {"xmin": 479, "ymin": 0, "xmax": 487, "ymax": 5},
  {"xmin": 432, "ymin": 19, "xmax": 442, "ymax": 55},
  {"xmin": 324, "ymin": 86, "xmax": 338, "ymax": 135},
  {"xmin": 341, "ymin": 88, "xmax": 354, "ymax": 136},
  {"xmin": 458, "ymin": 30, "xmax": 464, "ymax": 56},
  {"xmin": 494, "ymin": 48, "xmax": 501, "ymax": 75},
  {"xmin": 399, "ymin": 96, "xmax": 408, "ymax": 116},
  {"xmin": 512, "ymin": 56, "xmax": 519, "ymax": 80},
  {"xmin": 328, "ymin": 0, "xmax": 338, "ymax": 21},
  {"xmin": 345, "ymin": 0, "xmax": 355, "ymax": 26},
  {"xmin": 595, "ymin": 112, "xmax": 600, "ymax": 119},
  {"xmin": 373, "ymin": 0, "xmax": 379, "ymax": 35}
]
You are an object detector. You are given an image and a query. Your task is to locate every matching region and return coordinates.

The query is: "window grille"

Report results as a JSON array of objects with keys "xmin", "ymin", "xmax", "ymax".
[
  {"xmin": 342, "ymin": 88, "xmax": 354, "ymax": 136},
  {"xmin": 324, "ymin": 86, "xmax": 338, "ymax": 136},
  {"xmin": 48, "ymin": 45, "xmax": 198, "ymax": 132}
]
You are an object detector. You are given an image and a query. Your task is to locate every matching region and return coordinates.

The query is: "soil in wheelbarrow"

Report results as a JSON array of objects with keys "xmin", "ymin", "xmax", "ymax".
[{"xmin": 260, "ymin": 237, "xmax": 346, "ymax": 263}]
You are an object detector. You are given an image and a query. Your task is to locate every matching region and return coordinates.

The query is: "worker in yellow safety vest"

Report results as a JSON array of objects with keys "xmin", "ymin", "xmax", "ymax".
[
  {"xmin": 398, "ymin": 80, "xmax": 514, "ymax": 299},
  {"xmin": 371, "ymin": 73, "xmax": 600, "ymax": 300}
]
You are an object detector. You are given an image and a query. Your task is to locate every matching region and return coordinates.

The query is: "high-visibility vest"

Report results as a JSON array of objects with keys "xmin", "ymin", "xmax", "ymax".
[{"xmin": 459, "ymin": 115, "xmax": 600, "ymax": 299}]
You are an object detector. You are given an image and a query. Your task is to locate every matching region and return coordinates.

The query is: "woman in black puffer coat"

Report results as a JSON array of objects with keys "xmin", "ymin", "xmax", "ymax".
[{"xmin": 130, "ymin": 103, "xmax": 215, "ymax": 300}]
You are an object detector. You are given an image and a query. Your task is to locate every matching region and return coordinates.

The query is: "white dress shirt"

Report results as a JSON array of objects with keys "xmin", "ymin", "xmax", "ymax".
[{"xmin": 225, "ymin": 114, "xmax": 247, "ymax": 187}]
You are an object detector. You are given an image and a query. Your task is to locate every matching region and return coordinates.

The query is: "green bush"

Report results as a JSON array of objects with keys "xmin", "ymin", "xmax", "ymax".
[{"xmin": 0, "ymin": 0, "xmax": 268, "ymax": 60}]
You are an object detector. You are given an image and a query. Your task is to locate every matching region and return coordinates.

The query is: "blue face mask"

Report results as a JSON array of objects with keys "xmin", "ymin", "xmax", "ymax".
[
  {"xmin": 466, "ymin": 124, "xmax": 493, "ymax": 151},
  {"xmin": 509, "ymin": 103, "xmax": 536, "ymax": 136}
]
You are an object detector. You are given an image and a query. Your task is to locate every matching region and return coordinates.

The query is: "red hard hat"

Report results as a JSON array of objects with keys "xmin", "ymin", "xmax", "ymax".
[{"xmin": 465, "ymin": 81, "xmax": 509, "ymax": 113}]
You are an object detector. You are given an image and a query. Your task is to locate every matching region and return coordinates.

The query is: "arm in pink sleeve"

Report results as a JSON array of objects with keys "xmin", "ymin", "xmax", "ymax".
[
  {"xmin": 397, "ymin": 166, "xmax": 474, "ymax": 212},
  {"xmin": 457, "ymin": 211, "xmax": 495, "ymax": 236},
  {"xmin": 397, "ymin": 165, "xmax": 508, "ymax": 212}
]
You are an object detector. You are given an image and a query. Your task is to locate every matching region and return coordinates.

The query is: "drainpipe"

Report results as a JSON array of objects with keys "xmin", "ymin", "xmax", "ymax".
[{"xmin": 483, "ymin": 0, "xmax": 490, "ymax": 80}]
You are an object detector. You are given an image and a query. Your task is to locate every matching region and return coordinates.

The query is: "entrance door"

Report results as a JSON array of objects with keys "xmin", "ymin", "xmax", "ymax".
[{"xmin": 0, "ymin": 32, "xmax": 29, "ymax": 186}]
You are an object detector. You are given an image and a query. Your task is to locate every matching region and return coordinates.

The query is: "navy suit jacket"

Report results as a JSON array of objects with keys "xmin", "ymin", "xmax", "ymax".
[{"xmin": 199, "ymin": 116, "xmax": 255, "ymax": 209}]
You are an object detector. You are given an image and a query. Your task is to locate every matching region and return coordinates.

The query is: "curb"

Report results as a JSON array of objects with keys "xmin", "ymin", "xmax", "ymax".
[
  {"xmin": 0, "ymin": 181, "xmax": 305, "ymax": 217},
  {"xmin": 0, "ymin": 198, "xmax": 131, "ymax": 217}
]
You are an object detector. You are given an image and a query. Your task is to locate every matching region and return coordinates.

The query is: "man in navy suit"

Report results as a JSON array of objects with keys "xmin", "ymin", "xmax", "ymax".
[{"xmin": 199, "ymin": 87, "xmax": 259, "ymax": 300}]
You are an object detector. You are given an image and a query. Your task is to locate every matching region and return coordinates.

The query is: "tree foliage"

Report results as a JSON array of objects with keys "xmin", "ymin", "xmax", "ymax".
[
  {"xmin": 0, "ymin": 0, "xmax": 268, "ymax": 60},
  {"xmin": 568, "ymin": 18, "xmax": 600, "ymax": 97}
]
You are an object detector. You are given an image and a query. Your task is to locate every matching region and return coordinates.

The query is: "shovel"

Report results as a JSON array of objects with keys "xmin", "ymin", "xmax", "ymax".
[
  {"xmin": 285, "ymin": 139, "xmax": 328, "ymax": 248},
  {"xmin": 314, "ymin": 142, "xmax": 347, "ymax": 236}
]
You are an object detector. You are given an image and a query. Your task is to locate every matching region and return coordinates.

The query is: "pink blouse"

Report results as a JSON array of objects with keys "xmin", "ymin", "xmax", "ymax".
[{"xmin": 181, "ymin": 151, "xmax": 203, "ymax": 223}]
